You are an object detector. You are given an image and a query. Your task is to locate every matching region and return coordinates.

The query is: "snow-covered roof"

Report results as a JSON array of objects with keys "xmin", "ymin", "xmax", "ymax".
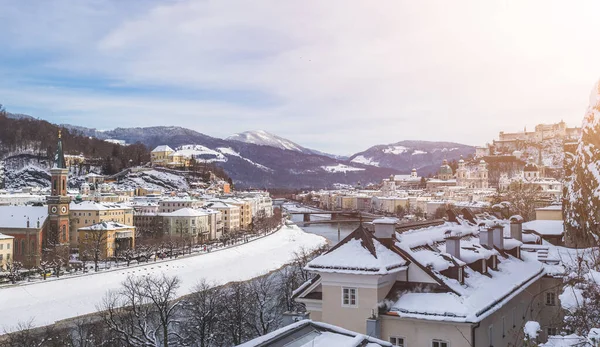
[
  {"xmin": 151, "ymin": 145, "xmax": 173, "ymax": 153},
  {"xmin": 0, "ymin": 233, "xmax": 14, "ymax": 240},
  {"xmin": 79, "ymin": 221, "xmax": 134, "ymax": 231},
  {"xmin": 523, "ymin": 220, "xmax": 564, "ymax": 236},
  {"xmin": 536, "ymin": 204, "xmax": 562, "ymax": 211},
  {"xmin": 388, "ymin": 220, "xmax": 544, "ymax": 322},
  {"xmin": 160, "ymin": 208, "xmax": 208, "ymax": 217},
  {"xmin": 70, "ymin": 201, "xmax": 132, "ymax": 211},
  {"xmin": 0, "ymin": 206, "xmax": 48, "ymax": 229},
  {"xmin": 306, "ymin": 224, "xmax": 407, "ymax": 275},
  {"xmin": 238, "ymin": 319, "xmax": 392, "ymax": 347},
  {"xmin": 541, "ymin": 335, "xmax": 588, "ymax": 347}
]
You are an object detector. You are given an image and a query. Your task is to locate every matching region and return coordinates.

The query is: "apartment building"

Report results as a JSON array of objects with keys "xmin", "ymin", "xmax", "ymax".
[
  {"xmin": 78, "ymin": 221, "xmax": 136, "ymax": 258},
  {"xmin": 69, "ymin": 201, "xmax": 134, "ymax": 247},
  {"xmin": 160, "ymin": 208, "xmax": 210, "ymax": 243},
  {"xmin": 206, "ymin": 201, "xmax": 241, "ymax": 233},
  {"xmin": 294, "ymin": 213, "xmax": 562, "ymax": 346}
]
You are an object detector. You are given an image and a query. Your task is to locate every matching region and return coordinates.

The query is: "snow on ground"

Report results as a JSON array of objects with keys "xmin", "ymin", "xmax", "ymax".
[
  {"xmin": 174, "ymin": 145, "xmax": 226, "ymax": 163},
  {"xmin": 411, "ymin": 150, "xmax": 427, "ymax": 155},
  {"xmin": 0, "ymin": 225, "xmax": 326, "ymax": 331},
  {"xmin": 350, "ymin": 155, "xmax": 380, "ymax": 167},
  {"xmin": 382, "ymin": 146, "xmax": 408, "ymax": 155},
  {"xmin": 115, "ymin": 169, "xmax": 190, "ymax": 191},
  {"xmin": 321, "ymin": 164, "xmax": 365, "ymax": 173},
  {"xmin": 524, "ymin": 321, "xmax": 541, "ymax": 339}
]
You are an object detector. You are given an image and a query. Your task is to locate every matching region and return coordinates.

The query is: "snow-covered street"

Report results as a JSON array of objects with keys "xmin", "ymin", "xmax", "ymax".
[{"xmin": 0, "ymin": 225, "xmax": 326, "ymax": 332}]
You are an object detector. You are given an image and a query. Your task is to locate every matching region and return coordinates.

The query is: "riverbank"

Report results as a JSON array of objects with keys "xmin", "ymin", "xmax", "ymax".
[{"xmin": 0, "ymin": 224, "xmax": 326, "ymax": 332}]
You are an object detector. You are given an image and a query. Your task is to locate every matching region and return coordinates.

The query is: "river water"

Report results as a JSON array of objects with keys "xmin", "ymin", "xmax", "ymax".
[{"xmin": 284, "ymin": 203, "xmax": 359, "ymax": 246}]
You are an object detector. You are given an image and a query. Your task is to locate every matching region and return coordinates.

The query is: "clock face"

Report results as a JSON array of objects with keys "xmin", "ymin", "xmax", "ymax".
[
  {"xmin": 61, "ymin": 206, "xmax": 67, "ymax": 214},
  {"xmin": 51, "ymin": 206, "xmax": 58, "ymax": 214}
]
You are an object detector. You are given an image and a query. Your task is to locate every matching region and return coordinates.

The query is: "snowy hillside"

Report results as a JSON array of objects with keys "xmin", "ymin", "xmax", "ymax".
[
  {"xmin": 349, "ymin": 140, "xmax": 475, "ymax": 174},
  {"xmin": 113, "ymin": 169, "xmax": 191, "ymax": 191},
  {"xmin": 227, "ymin": 130, "xmax": 306, "ymax": 152}
]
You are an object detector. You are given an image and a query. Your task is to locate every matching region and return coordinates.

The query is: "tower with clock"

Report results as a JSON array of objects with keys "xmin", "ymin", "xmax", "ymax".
[{"xmin": 47, "ymin": 130, "xmax": 71, "ymax": 247}]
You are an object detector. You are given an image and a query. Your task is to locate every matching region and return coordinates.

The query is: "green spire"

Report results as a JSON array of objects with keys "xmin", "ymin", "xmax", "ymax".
[{"xmin": 53, "ymin": 129, "xmax": 66, "ymax": 169}]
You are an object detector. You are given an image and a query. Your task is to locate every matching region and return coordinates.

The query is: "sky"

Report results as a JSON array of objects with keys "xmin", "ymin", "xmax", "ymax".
[{"xmin": 1, "ymin": 0, "xmax": 600, "ymax": 155}]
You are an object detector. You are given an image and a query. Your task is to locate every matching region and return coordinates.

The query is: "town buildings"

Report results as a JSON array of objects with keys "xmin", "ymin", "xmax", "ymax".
[
  {"xmin": 0, "ymin": 206, "xmax": 48, "ymax": 268},
  {"xmin": 159, "ymin": 208, "xmax": 210, "ymax": 243}
]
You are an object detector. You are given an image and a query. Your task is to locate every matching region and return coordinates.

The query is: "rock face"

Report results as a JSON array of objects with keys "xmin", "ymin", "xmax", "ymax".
[{"xmin": 564, "ymin": 80, "xmax": 600, "ymax": 246}]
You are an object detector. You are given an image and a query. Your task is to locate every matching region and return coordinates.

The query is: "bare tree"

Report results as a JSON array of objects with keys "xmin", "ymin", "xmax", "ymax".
[
  {"xmin": 246, "ymin": 275, "xmax": 282, "ymax": 336},
  {"xmin": 79, "ymin": 229, "xmax": 108, "ymax": 272},
  {"xmin": 99, "ymin": 274, "xmax": 184, "ymax": 347},
  {"xmin": 181, "ymin": 280, "xmax": 223, "ymax": 347},
  {"xmin": 0, "ymin": 320, "xmax": 68, "ymax": 347},
  {"xmin": 220, "ymin": 282, "xmax": 252, "ymax": 345}
]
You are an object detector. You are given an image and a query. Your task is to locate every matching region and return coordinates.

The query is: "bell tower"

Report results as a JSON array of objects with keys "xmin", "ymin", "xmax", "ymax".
[{"xmin": 47, "ymin": 130, "xmax": 71, "ymax": 247}]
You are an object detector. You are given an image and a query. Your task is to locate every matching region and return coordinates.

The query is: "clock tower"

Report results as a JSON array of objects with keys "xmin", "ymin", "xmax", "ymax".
[{"xmin": 47, "ymin": 130, "xmax": 71, "ymax": 247}]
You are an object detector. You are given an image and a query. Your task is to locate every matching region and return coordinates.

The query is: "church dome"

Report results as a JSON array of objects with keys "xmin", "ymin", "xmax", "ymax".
[{"xmin": 439, "ymin": 164, "xmax": 453, "ymax": 175}]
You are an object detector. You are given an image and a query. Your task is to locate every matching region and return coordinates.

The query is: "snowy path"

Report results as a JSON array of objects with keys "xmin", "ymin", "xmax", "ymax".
[{"xmin": 0, "ymin": 225, "xmax": 326, "ymax": 331}]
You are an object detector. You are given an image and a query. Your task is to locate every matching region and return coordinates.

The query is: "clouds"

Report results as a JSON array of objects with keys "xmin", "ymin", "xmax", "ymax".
[{"xmin": 1, "ymin": 0, "xmax": 600, "ymax": 154}]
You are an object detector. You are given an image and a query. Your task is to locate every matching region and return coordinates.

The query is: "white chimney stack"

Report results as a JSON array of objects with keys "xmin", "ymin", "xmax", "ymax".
[
  {"xmin": 479, "ymin": 226, "xmax": 494, "ymax": 248},
  {"xmin": 492, "ymin": 223, "xmax": 505, "ymax": 250},
  {"xmin": 372, "ymin": 217, "xmax": 398, "ymax": 239},
  {"xmin": 445, "ymin": 234, "xmax": 461, "ymax": 259},
  {"xmin": 509, "ymin": 215, "xmax": 524, "ymax": 241}
]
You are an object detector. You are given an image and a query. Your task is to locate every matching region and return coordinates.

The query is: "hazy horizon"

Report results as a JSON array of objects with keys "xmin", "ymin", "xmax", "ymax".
[{"xmin": 1, "ymin": 0, "xmax": 598, "ymax": 154}]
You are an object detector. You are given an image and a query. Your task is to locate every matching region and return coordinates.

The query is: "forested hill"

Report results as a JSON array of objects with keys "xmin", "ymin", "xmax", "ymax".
[{"xmin": 0, "ymin": 112, "xmax": 149, "ymax": 175}]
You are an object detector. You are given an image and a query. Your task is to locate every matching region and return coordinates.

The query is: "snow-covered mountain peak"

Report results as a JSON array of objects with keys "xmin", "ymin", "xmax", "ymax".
[{"xmin": 227, "ymin": 130, "xmax": 306, "ymax": 152}]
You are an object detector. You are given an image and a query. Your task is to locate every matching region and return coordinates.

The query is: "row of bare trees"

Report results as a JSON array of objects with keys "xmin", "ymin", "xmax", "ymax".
[{"xmin": 1, "ymin": 246, "xmax": 327, "ymax": 347}]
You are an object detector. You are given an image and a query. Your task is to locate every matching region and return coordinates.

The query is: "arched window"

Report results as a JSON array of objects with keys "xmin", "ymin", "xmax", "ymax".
[
  {"xmin": 20, "ymin": 240, "xmax": 25, "ymax": 255},
  {"xmin": 62, "ymin": 225, "xmax": 67, "ymax": 242},
  {"xmin": 31, "ymin": 240, "xmax": 36, "ymax": 254},
  {"xmin": 14, "ymin": 240, "xmax": 18, "ymax": 255}
]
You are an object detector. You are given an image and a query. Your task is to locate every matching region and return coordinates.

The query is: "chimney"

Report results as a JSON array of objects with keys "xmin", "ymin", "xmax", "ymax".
[
  {"xmin": 26, "ymin": 218, "xmax": 30, "ymax": 228},
  {"xmin": 372, "ymin": 217, "xmax": 398, "ymax": 239},
  {"xmin": 510, "ymin": 215, "xmax": 524, "ymax": 241},
  {"xmin": 445, "ymin": 234, "xmax": 461, "ymax": 259},
  {"xmin": 479, "ymin": 226, "xmax": 494, "ymax": 248},
  {"xmin": 492, "ymin": 223, "xmax": 504, "ymax": 250}
]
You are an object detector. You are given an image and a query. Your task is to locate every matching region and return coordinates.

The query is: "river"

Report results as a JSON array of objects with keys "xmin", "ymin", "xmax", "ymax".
[{"xmin": 283, "ymin": 202, "xmax": 359, "ymax": 246}]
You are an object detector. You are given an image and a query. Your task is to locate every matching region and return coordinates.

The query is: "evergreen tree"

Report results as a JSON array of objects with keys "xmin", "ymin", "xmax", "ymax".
[{"xmin": 564, "ymin": 80, "xmax": 600, "ymax": 246}]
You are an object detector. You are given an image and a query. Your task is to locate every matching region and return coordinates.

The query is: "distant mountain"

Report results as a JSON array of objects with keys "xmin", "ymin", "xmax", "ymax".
[
  {"xmin": 227, "ymin": 130, "xmax": 347, "ymax": 160},
  {"xmin": 349, "ymin": 140, "xmax": 475, "ymax": 175},
  {"xmin": 62, "ymin": 125, "xmax": 395, "ymax": 188}
]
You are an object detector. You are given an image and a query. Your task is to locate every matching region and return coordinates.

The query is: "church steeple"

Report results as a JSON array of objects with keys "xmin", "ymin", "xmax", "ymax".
[{"xmin": 53, "ymin": 129, "xmax": 66, "ymax": 169}]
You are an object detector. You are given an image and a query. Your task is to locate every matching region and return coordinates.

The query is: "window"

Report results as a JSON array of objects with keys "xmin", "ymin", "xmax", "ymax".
[
  {"xmin": 546, "ymin": 292, "xmax": 556, "ymax": 306},
  {"xmin": 432, "ymin": 340, "xmax": 448, "ymax": 347},
  {"xmin": 512, "ymin": 307, "xmax": 516, "ymax": 328},
  {"xmin": 0, "ymin": 244, "xmax": 3, "ymax": 250},
  {"xmin": 0, "ymin": 254, "xmax": 3, "ymax": 261},
  {"xmin": 342, "ymin": 287, "xmax": 357, "ymax": 307},
  {"xmin": 547, "ymin": 327, "xmax": 557, "ymax": 336},
  {"xmin": 390, "ymin": 337, "xmax": 405, "ymax": 347},
  {"xmin": 7, "ymin": 254, "xmax": 10, "ymax": 261},
  {"xmin": 6, "ymin": 243, "xmax": 9, "ymax": 250}
]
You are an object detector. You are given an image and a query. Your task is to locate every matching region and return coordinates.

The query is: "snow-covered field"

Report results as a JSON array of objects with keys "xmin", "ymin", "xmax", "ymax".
[
  {"xmin": 0, "ymin": 225, "xmax": 326, "ymax": 331},
  {"xmin": 321, "ymin": 164, "xmax": 365, "ymax": 173},
  {"xmin": 350, "ymin": 155, "xmax": 380, "ymax": 167}
]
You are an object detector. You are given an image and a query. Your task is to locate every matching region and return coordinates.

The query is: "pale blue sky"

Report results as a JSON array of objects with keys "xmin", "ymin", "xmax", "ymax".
[{"xmin": 1, "ymin": 0, "xmax": 599, "ymax": 155}]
